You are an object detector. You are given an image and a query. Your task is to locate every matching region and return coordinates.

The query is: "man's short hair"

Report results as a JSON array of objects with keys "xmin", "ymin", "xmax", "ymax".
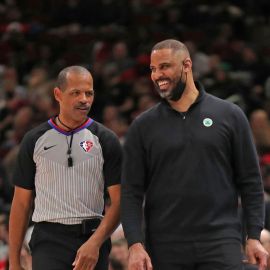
[
  {"xmin": 56, "ymin": 65, "xmax": 90, "ymax": 90},
  {"xmin": 152, "ymin": 39, "xmax": 189, "ymax": 56}
]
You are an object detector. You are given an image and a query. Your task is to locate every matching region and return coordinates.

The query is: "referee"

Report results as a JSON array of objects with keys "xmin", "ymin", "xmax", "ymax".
[{"xmin": 9, "ymin": 66, "xmax": 122, "ymax": 270}]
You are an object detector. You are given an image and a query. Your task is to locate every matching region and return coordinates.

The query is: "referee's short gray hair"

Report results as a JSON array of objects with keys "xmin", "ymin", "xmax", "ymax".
[{"xmin": 56, "ymin": 66, "xmax": 91, "ymax": 91}]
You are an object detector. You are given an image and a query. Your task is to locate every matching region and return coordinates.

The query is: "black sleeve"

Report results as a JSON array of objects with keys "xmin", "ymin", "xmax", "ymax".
[
  {"xmin": 121, "ymin": 120, "xmax": 146, "ymax": 247},
  {"xmin": 100, "ymin": 128, "xmax": 122, "ymax": 188},
  {"xmin": 231, "ymin": 105, "xmax": 265, "ymax": 240},
  {"xmin": 265, "ymin": 201, "xmax": 270, "ymax": 231},
  {"xmin": 12, "ymin": 131, "xmax": 36, "ymax": 190}
]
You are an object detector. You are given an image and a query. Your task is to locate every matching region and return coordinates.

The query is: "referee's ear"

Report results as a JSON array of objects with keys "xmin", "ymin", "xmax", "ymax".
[{"xmin": 54, "ymin": 87, "xmax": 62, "ymax": 102}]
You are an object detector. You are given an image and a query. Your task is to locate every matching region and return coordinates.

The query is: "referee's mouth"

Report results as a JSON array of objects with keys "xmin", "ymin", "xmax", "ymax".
[{"xmin": 76, "ymin": 106, "xmax": 90, "ymax": 111}]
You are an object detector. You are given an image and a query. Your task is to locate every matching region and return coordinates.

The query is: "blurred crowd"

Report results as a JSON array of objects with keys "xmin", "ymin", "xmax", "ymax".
[{"xmin": 0, "ymin": 0, "xmax": 270, "ymax": 269}]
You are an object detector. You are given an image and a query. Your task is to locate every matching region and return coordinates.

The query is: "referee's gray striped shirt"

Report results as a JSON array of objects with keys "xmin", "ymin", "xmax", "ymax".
[{"xmin": 13, "ymin": 117, "xmax": 122, "ymax": 225}]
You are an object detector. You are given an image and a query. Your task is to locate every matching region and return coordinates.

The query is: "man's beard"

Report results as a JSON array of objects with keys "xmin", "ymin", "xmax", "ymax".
[
  {"xmin": 169, "ymin": 76, "xmax": 186, "ymax": 101},
  {"xmin": 156, "ymin": 68, "xmax": 186, "ymax": 101}
]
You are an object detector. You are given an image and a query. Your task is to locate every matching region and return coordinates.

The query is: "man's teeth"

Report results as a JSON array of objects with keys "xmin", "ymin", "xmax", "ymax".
[{"xmin": 158, "ymin": 80, "xmax": 169, "ymax": 87}]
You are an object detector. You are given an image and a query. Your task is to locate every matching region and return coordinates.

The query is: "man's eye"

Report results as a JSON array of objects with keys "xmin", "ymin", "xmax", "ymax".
[
  {"xmin": 86, "ymin": 92, "xmax": 94, "ymax": 97},
  {"xmin": 161, "ymin": 64, "xmax": 169, "ymax": 69}
]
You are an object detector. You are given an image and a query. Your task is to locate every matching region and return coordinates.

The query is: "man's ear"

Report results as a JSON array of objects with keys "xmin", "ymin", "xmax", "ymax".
[
  {"xmin": 54, "ymin": 87, "xmax": 62, "ymax": 102},
  {"xmin": 183, "ymin": 58, "xmax": 192, "ymax": 71}
]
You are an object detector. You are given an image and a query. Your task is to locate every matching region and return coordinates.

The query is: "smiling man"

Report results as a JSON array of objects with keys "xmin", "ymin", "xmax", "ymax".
[
  {"xmin": 9, "ymin": 66, "xmax": 122, "ymax": 270},
  {"xmin": 150, "ymin": 42, "xmax": 189, "ymax": 102},
  {"xmin": 121, "ymin": 39, "xmax": 268, "ymax": 270}
]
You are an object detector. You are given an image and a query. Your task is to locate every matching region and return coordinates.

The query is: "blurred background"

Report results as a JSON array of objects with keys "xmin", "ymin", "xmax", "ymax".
[{"xmin": 0, "ymin": 0, "xmax": 270, "ymax": 269}]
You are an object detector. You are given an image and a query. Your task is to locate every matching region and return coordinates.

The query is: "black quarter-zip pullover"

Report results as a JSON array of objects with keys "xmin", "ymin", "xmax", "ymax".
[{"xmin": 121, "ymin": 82, "xmax": 264, "ymax": 247}]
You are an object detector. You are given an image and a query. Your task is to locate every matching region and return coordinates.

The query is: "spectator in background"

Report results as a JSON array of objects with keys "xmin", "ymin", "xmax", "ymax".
[
  {"xmin": 1, "ymin": 106, "xmax": 34, "ymax": 200},
  {"xmin": 249, "ymin": 109, "xmax": 270, "ymax": 155},
  {"xmin": 102, "ymin": 104, "xmax": 129, "ymax": 144},
  {"xmin": 0, "ymin": 67, "xmax": 27, "ymax": 147}
]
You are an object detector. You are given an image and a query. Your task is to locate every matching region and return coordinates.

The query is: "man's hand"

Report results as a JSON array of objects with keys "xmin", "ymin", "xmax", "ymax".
[
  {"xmin": 128, "ymin": 243, "xmax": 153, "ymax": 270},
  {"xmin": 72, "ymin": 240, "xmax": 99, "ymax": 270},
  {"xmin": 246, "ymin": 239, "xmax": 269, "ymax": 270}
]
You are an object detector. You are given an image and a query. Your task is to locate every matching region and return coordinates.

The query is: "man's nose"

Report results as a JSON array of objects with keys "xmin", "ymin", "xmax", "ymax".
[
  {"xmin": 153, "ymin": 69, "xmax": 164, "ymax": 80},
  {"xmin": 80, "ymin": 93, "xmax": 88, "ymax": 103}
]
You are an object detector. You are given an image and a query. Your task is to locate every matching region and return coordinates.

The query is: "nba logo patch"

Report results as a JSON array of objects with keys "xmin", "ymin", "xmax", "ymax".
[{"xmin": 80, "ymin": 140, "xmax": 93, "ymax": 152}]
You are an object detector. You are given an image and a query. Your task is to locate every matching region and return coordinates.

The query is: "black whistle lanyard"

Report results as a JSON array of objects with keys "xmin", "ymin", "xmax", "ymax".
[
  {"xmin": 66, "ymin": 133, "xmax": 74, "ymax": 167},
  {"xmin": 58, "ymin": 116, "xmax": 83, "ymax": 167}
]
